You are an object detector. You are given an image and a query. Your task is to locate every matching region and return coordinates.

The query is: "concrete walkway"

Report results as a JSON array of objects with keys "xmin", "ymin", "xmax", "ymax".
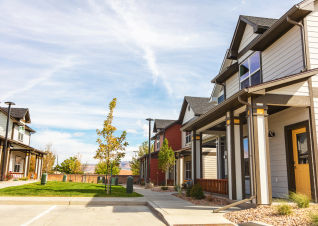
[
  {"xmin": 134, "ymin": 186, "xmax": 235, "ymax": 225},
  {"xmin": 0, "ymin": 180, "xmax": 38, "ymax": 189}
]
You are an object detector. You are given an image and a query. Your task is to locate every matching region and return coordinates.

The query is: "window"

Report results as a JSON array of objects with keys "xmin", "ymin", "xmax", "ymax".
[
  {"xmin": 156, "ymin": 136, "xmax": 160, "ymax": 151},
  {"xmin": 185, "ymin": 131, "xmax": 191, "ymax": 144},
  {"xmin": 18, "ymin": 126, "xmax": 25, "ymax": 142},
  {"xmin": 185, "ymin": 161, "xmax": 191, "ymax": 180},
  {"xmin": 217, "ymin": 94, "xmax": 224, "ymax": 104},
  {"xmin": 14, "ymin": 156, "xmax": 24, "ymax": 173},
  {"xmin": 239, "ymin": 52, "xmax": 261, "ymax": 89}
]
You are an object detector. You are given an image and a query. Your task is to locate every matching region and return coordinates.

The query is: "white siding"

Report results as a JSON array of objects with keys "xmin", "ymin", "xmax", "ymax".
[
  {"xmin": 225, "ymin": 72, "xmax": 239, "ymax": 98},
  {"xmin": 183, "ymin": 103, "xmax": 195, "ymax": 124},
  {"xmin": 24, "ymin": 131, "xmax": 30, "ymax": 145},
  {"xmin": 0, "ymin": 112, "xmax": 13, "ymax": 138},
  {"xmin": 262, "ymin": 26, "xmax": 304, "ymax": 82},
  {"xmin": 268, "ymin": 107, "xmax": 309, "ymax": 198},
  {"xmin": 266, "ymin": 80, "xmax": 309, "ymax": 96},
  {"xmin": 239, "ymin": 24, "xmax": 258, "ymax": 52},
  {"xmin": 202, "ymin": 148, "xmax": 217, "ymax": 179},
  {"xmin": 306, "ymin": 2, "xmax": 318, "ymax": 69}
]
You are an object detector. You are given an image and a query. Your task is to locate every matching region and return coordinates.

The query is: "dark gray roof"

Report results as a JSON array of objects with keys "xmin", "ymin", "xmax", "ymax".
[
  {"xmin": 241, "ymin": 15, "xmax": 277, "ymax": 28},
  {"xmin": 153, "ymin": 119, "xmax": 176, "ymax": 132},
  {"xmin": 184, "ymin": 96, "xmax": 214, "ymax": 115},
  {"xmin": 0, "ymin": 107, "xmax": 31, "ymax": 123}
]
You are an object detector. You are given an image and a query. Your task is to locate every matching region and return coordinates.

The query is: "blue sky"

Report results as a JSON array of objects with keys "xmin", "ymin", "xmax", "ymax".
[{"xmin": 0, "ymin": 0, "xmax": 300, "ymax": 164}]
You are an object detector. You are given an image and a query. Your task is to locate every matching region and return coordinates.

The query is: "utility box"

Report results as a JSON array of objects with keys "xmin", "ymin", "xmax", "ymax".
[
  {"xmin": 63, "ymin": 174, "xmax": 67, "ymax": 182},
  {"xmin": 41, "ymin": 173, "xmax": 47, "ymax": 185}
]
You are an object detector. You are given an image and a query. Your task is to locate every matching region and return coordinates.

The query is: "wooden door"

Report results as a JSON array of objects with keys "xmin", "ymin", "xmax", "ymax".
[{"xmin": 292, "ymin": 127, "xmax": 311, "ymax": 198}]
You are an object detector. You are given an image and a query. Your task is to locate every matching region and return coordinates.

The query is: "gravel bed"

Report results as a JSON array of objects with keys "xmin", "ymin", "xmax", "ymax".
[{"xmin": 224, "ymin": 204, "xmax": 318, "ymax": 226}]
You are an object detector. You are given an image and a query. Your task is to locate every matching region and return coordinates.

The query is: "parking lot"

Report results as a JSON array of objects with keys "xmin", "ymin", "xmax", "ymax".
[{"xmin": 0, "ymin": 205, "xmax": 165, "ymax": 226}]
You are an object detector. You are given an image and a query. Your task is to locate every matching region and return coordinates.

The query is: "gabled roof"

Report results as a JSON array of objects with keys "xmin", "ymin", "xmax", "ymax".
[
  {"xmin": 228, "ymin": 15, "xmax": 277, "ymax": 59},
  {"xmin": 0, "ymin": 107, "xmax": 31, "ymax": 123},
  {"xmin": 153, "ymin": 119, "xmax": 176, "ymax": 133},
  {"xmin": 178, "ymin": 96, "xmax": 215, "ymax": 123}
]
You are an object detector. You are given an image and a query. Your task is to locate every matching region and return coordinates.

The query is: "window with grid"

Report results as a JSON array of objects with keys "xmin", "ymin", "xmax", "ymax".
[
  {"xmin": 18, "ymin": 126, "xmax": 25, "ymax": 142},
  {"xmin": 185, "ymin": 161, "xmax": 191, "ymax": 180},
  {"xmin": 156, "ymin": 136, "xmax": 160, "ymax": 151},
  {"xmin": 239, "ymin": 51, "xmax": 261, "ymax": 89}
]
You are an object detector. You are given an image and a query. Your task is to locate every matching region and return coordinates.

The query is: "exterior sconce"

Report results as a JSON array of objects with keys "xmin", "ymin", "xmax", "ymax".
[{"xmin": 268, "ymin": 131, "xmax": 275, "ymax": 137}]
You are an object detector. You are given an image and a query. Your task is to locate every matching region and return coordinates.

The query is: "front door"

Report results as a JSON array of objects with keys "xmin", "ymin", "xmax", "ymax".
[{"xmin": 292, "ymin": 127, "xmax": 311, "ymax": 197}]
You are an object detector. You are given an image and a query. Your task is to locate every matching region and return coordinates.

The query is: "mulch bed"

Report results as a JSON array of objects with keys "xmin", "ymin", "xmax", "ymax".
[
  {"xmin": 173, "ymin": 193, "xmax": 231, "ymax": 206},
  {"xmin": 151, "ymin": 186, "xmax": 175, "ymax": 192},
  {"xmin": 224, "ymin": 204, "xmax": 318, "ymax": 226}
]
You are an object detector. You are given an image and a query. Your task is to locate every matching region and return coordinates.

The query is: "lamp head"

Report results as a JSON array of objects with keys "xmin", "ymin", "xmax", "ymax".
[{"xmin": 4, "ymin": 101, "xmax": 15, "ymax": 106}]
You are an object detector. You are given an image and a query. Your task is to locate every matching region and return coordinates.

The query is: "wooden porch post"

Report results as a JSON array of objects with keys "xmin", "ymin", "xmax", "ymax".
[
  {"xmin": 226, "ymin": 111, "xmax": 236, "ymax": 200},
  {"xmin": 251, "ymin": 103, "xmax": 272, "ymax": 205},
  {"xmin": 233, "ymin": 116, "xmax": 243, "ymax": 200},
  {"xmin": 191, "ymin": 130, "xmax": 201, "ymax": 182},
  {"xmin": 24, "ymin": 152, "xmax": 29, "ymax": 177}
]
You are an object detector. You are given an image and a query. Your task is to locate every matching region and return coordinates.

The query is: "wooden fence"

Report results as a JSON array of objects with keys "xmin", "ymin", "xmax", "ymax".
[
  {"xmin": 196, "ymin": 179, "xmax": 228, "ymax": 195},
  {"xmin": 47, "ymin": 174, "xmax": 139, "ymax": 184}
]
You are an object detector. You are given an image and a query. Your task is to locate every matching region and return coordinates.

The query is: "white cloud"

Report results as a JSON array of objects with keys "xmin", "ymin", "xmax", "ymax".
[{"xmin": 31, "ymin": 130, "xmax": 98, "ymax": 164}]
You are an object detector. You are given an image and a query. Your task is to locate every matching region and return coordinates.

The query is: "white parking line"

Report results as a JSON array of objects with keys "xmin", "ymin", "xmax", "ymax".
[{"xmin": 21, "ymin": 205, "xmax": 57, "ymax": 226}]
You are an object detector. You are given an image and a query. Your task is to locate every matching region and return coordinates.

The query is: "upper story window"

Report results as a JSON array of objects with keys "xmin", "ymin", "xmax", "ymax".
[
  {"xmin": 217, "ymin": 90, "xmax": 224, "ymax": 104},
  {"xmin": 239, "ymin": 52, "xmax": 261, "ymax": 89},
  {"xmin": 18, "ymin": 126, "xmax": 25, "ymax": 142},
  {"xmin": 156, "ymin": 136, "xmax": 160, "ymax": 151},
  {"xmin": 185, "ymin": 131, "xmax": 191, "ymax": 144}
]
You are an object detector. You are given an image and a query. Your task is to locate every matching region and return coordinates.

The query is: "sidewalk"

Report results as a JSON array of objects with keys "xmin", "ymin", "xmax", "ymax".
[
  {"xmin": 0, "ymin": 180, "xmax": 38, "ymax": 189},
  {"xmin": 134, "ymin": 186, "xmax": 235, "ymax": 225}
]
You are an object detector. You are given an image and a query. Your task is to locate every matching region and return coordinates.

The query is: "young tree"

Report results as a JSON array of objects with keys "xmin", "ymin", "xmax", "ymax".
[
  {"xmin": 158, "ymin": 138, "xmax": 175, "ymax": 186},
  {"xmin": 130, "ymin": 141, "xmax": 153, "ymax": 175},
  {"xmin": 95, "ymin": 98, "xmax": 128, "ymax": 193},
  {"xmin": 58, "ymin": 156, "xmax": 83, "ymax": 174},
  {"xmin": 42, "ymin": 144, "xmax": 56, "ymax": 173},
  {"xmin": 95, "ymin": 161, "xmax": 120, "ymax": 175}
]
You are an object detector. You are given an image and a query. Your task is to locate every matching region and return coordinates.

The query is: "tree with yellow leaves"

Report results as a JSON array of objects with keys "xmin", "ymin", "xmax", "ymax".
[{"xmin": 95, "ymin": 98, "xmax": 128, "ymax": 194}]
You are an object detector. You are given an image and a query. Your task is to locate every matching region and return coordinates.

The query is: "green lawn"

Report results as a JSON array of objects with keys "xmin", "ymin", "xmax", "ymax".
[{"xmin": 0, "ymin": 181, "xmax": 142, "ymax": 197}]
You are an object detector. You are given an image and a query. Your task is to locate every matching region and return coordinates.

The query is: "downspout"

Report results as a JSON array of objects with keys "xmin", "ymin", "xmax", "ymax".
[
  {"xmin": 286, "ymin": 16, "xmax": 308, "ymax": 71},
  {"xmin": 238, "ymin": 95, "xmax": 257, "ymax": 203}
]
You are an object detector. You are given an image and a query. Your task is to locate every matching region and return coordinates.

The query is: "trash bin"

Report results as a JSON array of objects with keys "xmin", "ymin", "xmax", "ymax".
[
  {"xmin": 63, "ymin": 174, "xmax": 67, "ymax": 182},
  {"xmin": 41, "ymin": 173, "xmax": 47, "ymax": 185},
  {"xmin": 111, "ymin": 177, "xmax": 116, "ymax": 185}
]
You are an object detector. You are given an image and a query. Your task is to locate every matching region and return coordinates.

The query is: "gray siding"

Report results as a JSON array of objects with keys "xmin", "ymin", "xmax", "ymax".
[
  {"xmin": 306, "ymin": 2, "xmax": 318, "ymax": 69},
  {"xmin": 262, "ymin": 26, "xmax": 304, "ymax": 82},
  {"xmin": 202, "ymin": 148, "xmax": 217, "ymax": 179},
  {"xmin": 268, "ymin": 107, "xmax": 309, "ymax": 198},
  {"xmin": 239, "ymin": 24, "xmax": 258, "ymax": 52},
  {"xmin": 225, "ymin": 72, "xmax": 239, "ymax": 98}
]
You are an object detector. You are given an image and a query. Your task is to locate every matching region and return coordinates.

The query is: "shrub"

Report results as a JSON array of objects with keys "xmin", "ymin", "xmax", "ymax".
[
  {"xmin": 276, "ymin": 203, "xmax": 292, "ymax": 215},
  {"xmin": 310, "ymin": 212, "xmax": 318, "ymax": 226},
  {"xmin": 290, "ymin": 192, "xmax": 310, "ymax": 208},
  {"xmin": 190, "ymin": 184, "xmax": 205, "ymax": 199},
  {"xmin": 97, "ymin": 180, "xmax": 103, "ymax": 184},
  {"xmin": 206, "ymin": 195, "xmax": 213, "ymax": 202},
  {"xmin": 186, "ymin": 187, "xmax": 191, "ymax": 197},
  {"xmin": 161, "ymin": 186, "xmax": 168, "ymax": 190},
  {"xmin": 19, "ymin": 177, "xmax": 28, "ymax": 181},
  {"xmin": 13, "ymin": 178, "xmax": 18, "ymax": 181},
  {"xmin": 175, "ymin": 185, "xmax": 182, "ymax": 195}
]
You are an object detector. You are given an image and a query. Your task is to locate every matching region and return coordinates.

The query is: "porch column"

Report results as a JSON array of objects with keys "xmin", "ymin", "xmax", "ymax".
[
  {"xmin": 233, "ymin": 116, "xmax": 243, "ymax": 200},
  {"xmin": 191, "ymin": 131, "xmax": 201, "ymax": 181},
  {"xmin": 226, "ymin": 111, "xmax": 236, "ymax": 200},
  {"xmin": 35, "ymin": 155, "xmax": 38, "ymax": 178},
  {"xmin": 217, "ymin": 136, "xmax": 222, "ymax": 179},
  {"xmin": 179, "ymin": 157, "xmax": 184, "ymax": 185},
  {"xmin": 24, "ymin": 152, "xmax": 30, "ymax": 177},
  {"xmin": 5, "ymin": 149, "xmax": 11, "ymax": 176},
  {"xmin": 250, "ymin": 104, "xmax": 272, "ymax": 205}
]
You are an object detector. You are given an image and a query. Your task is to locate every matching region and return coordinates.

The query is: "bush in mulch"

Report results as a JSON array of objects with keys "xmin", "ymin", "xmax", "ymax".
[
  {"xmin": 276, "ymin": 203, "xmax": 293, "ymax": 215},
  {"xmin": 190, "ymin": 184, "xmax": 205, "ymax": 200},
  {"xmin": 310, "ymin": 212, "xmax": 318, "ymax": 226},
  {"xmin": 290, "ymin": 192, "xmax": 310, "ymax": 208},
  {"xmin": 161, "ymin": 186, "xmax": 168, "ymax": 190}
]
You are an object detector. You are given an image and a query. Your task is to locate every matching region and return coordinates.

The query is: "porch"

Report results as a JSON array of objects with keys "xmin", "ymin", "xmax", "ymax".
[{"xmin": 181, "ymin": 70, "xmax": 318, "ymax": 204}]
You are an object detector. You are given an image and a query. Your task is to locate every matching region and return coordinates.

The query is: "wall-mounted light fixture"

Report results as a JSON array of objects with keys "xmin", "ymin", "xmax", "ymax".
[{"xmin": 268, "ymin": 130, "xmax": 275, "ymax": 137}]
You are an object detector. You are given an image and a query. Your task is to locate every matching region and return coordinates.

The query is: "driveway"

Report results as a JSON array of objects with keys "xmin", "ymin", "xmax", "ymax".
[{"xmin": 0, "ymin": 205, "xmax": 165, "ymax": 226}]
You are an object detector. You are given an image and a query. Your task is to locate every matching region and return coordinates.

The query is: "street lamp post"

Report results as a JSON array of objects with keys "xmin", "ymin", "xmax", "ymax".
[
  {"xmin": 146, "ymin": 118, "xmax": 153, "ymax": 184},
  {"xmin": 1, "ymin": 101, "xmax": 15, "ymax": 181}
]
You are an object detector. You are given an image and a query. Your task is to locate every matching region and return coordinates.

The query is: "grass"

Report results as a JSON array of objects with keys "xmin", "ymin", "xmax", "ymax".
[{"xmin": 0, "ymin": 181, "xmax": 142, "ymax": 197}]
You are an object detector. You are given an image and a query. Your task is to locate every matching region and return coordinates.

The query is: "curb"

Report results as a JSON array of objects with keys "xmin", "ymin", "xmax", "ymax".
[
  {"xmin": 146, "ymin": 200, "xmax": 170, "ymax": 226},
  {"xmin": 0, "ymin": 200, "xmax": 147, "ymax": 206}
]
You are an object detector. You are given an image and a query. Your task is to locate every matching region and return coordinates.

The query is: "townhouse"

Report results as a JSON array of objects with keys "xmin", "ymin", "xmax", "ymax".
[
  {"xmin": 0, "ymin": 107, "xmax": 44, "ymax": 180},
  {"xmin": 180, "ymin": 0, "xmax": 318, "ymax": 205}
]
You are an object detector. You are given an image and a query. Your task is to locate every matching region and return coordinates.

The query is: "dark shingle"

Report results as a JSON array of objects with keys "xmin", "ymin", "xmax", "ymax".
[
  {"xmin": 154, "ymin": 119, "xmax": 176, "ymax": 131},
  {"xmin": 241, "ymin": 15, "xmax": 278, "ymax": 28},
  {"xmin": 0, "ymin": 107, "xmax": 28, "ymax": 119},
  {"xmin": 185, "ymin": 96, "xmax": 214, "ymax": 115}
]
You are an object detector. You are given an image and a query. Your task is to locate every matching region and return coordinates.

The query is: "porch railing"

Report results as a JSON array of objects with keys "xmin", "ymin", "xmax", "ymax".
[{"xmin": 196, "ymin": 179, "xmax": 228, "ymax": 195}]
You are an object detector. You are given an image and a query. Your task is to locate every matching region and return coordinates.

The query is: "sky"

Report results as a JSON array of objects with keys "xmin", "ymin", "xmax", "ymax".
[{"xmin": 0, "ymin": 0, "xmax": 300, "ymax": 164}]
